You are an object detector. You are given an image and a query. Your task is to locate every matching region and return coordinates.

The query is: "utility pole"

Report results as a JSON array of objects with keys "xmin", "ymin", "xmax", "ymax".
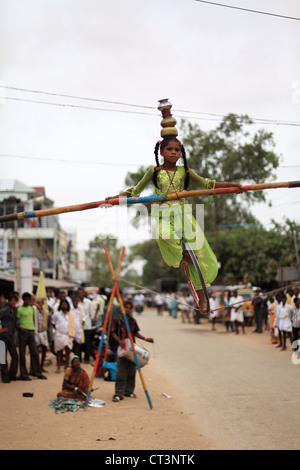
[
  {"xmin": 14, "ymin": 220, "xmax": 21, "ymax": 293},
  {"xmin": 292, "ymin": 228, "xmax": 300, "ymax": 280}
]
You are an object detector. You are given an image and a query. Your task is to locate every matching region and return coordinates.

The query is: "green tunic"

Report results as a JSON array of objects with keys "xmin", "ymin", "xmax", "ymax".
[{"xmin": 128, "ymin": 166, "xmax": 218, "ymax": 289}]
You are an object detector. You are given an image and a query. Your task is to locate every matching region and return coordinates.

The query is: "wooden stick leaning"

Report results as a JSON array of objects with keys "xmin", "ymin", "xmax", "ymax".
[
  {"xmin": 85, "ymin": 247, "xmax": 125, "ymax": 406},
  {"xmin": 0, "ymin": 180, "xmax": 299, "ymax": 224},
  {"xmin": 104, "ymin": 248, "xmax": 153, "ymax": 410}
]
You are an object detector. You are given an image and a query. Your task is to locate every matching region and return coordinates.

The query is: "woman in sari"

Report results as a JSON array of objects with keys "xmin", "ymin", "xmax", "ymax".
[{"xmin": 57, "ymin": 355, "xmax": 89, "ymax": 402}]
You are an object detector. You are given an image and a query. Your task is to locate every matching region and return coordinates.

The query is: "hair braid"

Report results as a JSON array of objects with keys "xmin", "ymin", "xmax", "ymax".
[
  {"xmin": 153, "ymin": 141, "xmax": 161, "ymax": 188},
  {"xmin": 181, "ymin": 144, "xmax": 190, "ymax": 190}
]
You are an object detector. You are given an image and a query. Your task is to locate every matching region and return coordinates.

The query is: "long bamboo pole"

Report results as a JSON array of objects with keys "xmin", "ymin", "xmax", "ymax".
[{"xmin": 0, "ymin": 180, "xmax": 299, "ymax": 224}]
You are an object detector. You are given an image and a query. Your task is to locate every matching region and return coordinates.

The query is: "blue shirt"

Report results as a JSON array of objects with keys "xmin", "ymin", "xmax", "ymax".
[{"xmin": 102, "ymin": 361, "xmax": 117, "ymax": 381}]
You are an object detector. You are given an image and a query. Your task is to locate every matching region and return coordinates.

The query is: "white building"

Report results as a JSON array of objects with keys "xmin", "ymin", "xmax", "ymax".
[{"xmin": 0, "ymin": 179, "xmax": 89, "ymax": 294}]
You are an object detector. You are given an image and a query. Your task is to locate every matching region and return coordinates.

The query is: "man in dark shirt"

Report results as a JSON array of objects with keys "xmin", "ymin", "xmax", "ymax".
[
  {"xmin": 0, "ymin": 295, "xmax": 19, "ymax": 383},
  {"xmin": 111, "ymin": 300, "xmax": 153, "ymax": 402},
  {"xmin": 252, "ymin": 290, "xmax": 264, "ymax": 333}
]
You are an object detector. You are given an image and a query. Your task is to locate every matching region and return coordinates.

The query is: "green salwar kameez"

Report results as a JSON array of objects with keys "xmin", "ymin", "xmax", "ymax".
[{"xmin": 128, "ymin": 166, "xmax": 218, "ymax": 289}]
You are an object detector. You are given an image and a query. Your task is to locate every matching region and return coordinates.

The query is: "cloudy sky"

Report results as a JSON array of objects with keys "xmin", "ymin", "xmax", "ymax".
[{"xmin": 0, "ymin": 0, "xmax": 299, "ymax": 252}]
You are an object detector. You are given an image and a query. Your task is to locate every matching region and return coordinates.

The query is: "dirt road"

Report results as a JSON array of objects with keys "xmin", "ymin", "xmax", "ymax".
[{"xmin": 1, "ymin": 306, "xmax": 299, "ymax": 450}]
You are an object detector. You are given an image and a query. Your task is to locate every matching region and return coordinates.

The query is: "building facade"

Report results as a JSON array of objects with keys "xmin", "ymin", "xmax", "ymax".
[{"xmin": 0, "ymin": 180, "xmax": 83, "ymax": 293}]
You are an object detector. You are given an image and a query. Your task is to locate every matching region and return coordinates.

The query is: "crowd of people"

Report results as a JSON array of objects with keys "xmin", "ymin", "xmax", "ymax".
[
  {"xmin": 152, "ymin": 286, "xmax": 300, "ymax": 350},
  {"xmin": 0, "ymin": 284, "xmax": 299, "ymax": 403},
  {"xmin": 0, "ymin": 286, "xmax": 154, "ymax": 405},
  {"xmin": 0, "ymin": 287, "xmax": 110, "ymax": 382}
]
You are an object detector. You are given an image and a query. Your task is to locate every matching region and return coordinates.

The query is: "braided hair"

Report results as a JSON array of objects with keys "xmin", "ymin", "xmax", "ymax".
[{"xmin": 153, "ymin": 137, "xmax": 190, "ymax": 190}]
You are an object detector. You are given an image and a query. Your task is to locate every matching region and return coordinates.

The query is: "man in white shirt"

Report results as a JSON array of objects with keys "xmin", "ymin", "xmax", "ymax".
[
  {"xmin": 78, "ymin": 287, "xmax": 94, "ymax": 363},
  {"xmin": 154, "ymin": 292, "xmax": 164, "ymax": 316},
  {"xmin": 133, "ymin": 292, "xmax": 145, "ymax": 314},
  {"xmin": 46, "ymin": 289, "xmax": 56, "ymax": 311},
  {"xmin": 230, "ymin": 290, "xmax": 245, "ymax": 334},
  {"xmin": 209, "ymin": 292, "xmax": 219, "ymax": 330},
  {"xmin": 72, "ymin": 295, "xmax": 85, "ymax": 356},
  {"xmin": 277, "ymin": 293, "xmax": 292, "ymax": 350}
]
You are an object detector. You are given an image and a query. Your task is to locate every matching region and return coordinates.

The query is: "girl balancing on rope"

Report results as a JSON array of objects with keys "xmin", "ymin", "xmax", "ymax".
[{"xmin": 105, "ymin": 100, "xmax": 243, "ymax": 313}]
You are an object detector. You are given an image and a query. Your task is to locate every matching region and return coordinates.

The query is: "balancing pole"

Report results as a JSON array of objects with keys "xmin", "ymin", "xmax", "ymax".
[
  {"xmin": 85, "ymin": 247, "xmax": 125, "ymax": 406},
  {"xmin": 0, "ymin": 181, "xmax": 299, "ymax": 224},
  {"xmin": 104, "ymin": 248, "xmax": 153, "ymax": 410}
]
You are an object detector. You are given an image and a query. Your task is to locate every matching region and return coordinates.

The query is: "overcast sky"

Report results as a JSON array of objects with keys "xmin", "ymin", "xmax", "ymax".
[{"xmin": 0, "ymin": 0, "xmax": 299, "ymax": 253}]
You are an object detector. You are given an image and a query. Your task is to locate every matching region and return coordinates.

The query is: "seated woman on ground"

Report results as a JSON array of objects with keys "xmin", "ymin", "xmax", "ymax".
[{"xmin": 57, "ymin": 355, "xmax": 90, "ymax": 402}]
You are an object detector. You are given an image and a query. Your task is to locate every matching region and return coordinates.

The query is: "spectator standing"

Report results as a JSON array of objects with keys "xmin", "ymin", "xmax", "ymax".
[
  {"xmin": 274, "ymin": 292, "xmax": 283, "ymax": 348},
  {"xmin": 13, "ymin": 291, "xmax": 23, "ymax": 307},
  {"xmin": 277, "ymin": 294, "xmax": 292, "ymax": 351},
  {"xmin": 133, "ymin": 292, "xmax": 145, "ymax": 315},
  {"xmin": 169, "ymin": 293, "xmax": 178, "ymax": 319},
  {"xmin": 53, "ymin": 290, "xmax": 74, "ymax": 313},
  {"xmin": 223, "ymin": 291, "xmax": 233, "ymax": 332},
  {"xmin": 95, "ymin": 287, "xmax": 107, "ymax": 323},
  {"xmin": 0, "ymin": 295, "xmax": 19, "ymax": 383},
  {"xmin": 252, "ymin": 290, "xmax": 264, "ymax": 333},
  {"xmin": 154, "ymin": 292, "xmax": 164, "ymax": 316},
  {"xmin": 229, "ymin": 290, "xmax": 245, "ymax": 334},
  {"xmin": 34, "ymin": 297, "xmax": 50, "ymax": 373},
  {"xmin": 268, "ymin": 296, "xmax": 280, "ymax": 344},
  {"xmin": 51, "ymin": 299, "xmax": 75, "ymax": 373},
  {"xmin": 177, "ymin": 289, "xmax": 192, "ymax": 323},
  {"xmin": 111, "ymin": 300, "xmax": 153, "ymax": 402},
  {"xmin": 72, "ymin": 296, "xmax": 85, "ymax": 356},
  {"xmin": 209, "ymin": 292, "xmax": 218, "ymax": 330},
  {"xmin": 16, "ymin": 292, "xmax": 47, "ymax": 381},
  {"xmin": 289, "ymin": 297, "xmax": 300, "ymax": 351},
  {"xmin": 46, "ymin": 289, "xmax": 56, "ymax": 311},
  {"xmin": 78, "ymin": 287, "xmax": 94, "ymax": 363}
]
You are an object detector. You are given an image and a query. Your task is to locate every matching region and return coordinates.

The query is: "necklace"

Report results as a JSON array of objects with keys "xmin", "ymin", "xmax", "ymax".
[{"xmin": 162, "ymin": 166, "xmax": 178, "ymax": 194}]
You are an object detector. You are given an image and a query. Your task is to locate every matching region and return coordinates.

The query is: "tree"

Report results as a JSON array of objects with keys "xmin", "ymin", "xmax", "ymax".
[
  {"xmin": 128, "ymin": 239, "xmax": 187, "ymax": 287},
  {"xmin": 181, "ymin": 114, "xmax": 280, "ymax": 254},
  {"xmin": 217, "ymin": 220, "xmax": 300, "ymax": 286},
  {"xmin": 85, "ymin": 236, "xmax": 128, "ymax": 287}
]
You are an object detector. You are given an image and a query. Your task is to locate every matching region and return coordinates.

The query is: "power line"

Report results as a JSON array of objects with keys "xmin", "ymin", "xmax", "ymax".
[
  {"xmin": 0, "ymin": 153, "xmax": 141, "ymax": 167},
  {"xmin": 194, "ymin": 0, "xmax": 300, "ymax": 21},
  {"xmin": 2, "ymin": 85, "xmax": 156, "ymax": 111},
  {"xmin": 5, "ymin": 96, "xmax": 159, "ymax": 118},
  {"xmin": 1, "ymin": 152, "xmax": 299, "ymax": 170},
  {"xmin": 2, "ymin": 84, "xmax": 300, "ymax": 127}
]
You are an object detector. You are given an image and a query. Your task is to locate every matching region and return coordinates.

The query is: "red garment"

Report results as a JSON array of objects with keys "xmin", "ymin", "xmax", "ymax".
[{"xmin": 57, "ymin": 366, "xmax": 90, "ymax": 401}]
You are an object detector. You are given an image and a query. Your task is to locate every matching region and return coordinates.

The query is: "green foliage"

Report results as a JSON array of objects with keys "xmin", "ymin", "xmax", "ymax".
[
  {"xmin": 124, "ymin": 166, "xmax": 150, "ymax": 189},
  {"xmin": 128, "ymin": 239, "xmax": 187, "ymax": 286},
  {"xmin": 217, "ymin": 221, "xmax": 300, "ymax": 285},
  {"xmin": 85, "ymin": 236, "xmax": 128, "ymax": 287},
  {"xmin": 180, "ymin": 114, "xmax": 281, "ymax": 233}
]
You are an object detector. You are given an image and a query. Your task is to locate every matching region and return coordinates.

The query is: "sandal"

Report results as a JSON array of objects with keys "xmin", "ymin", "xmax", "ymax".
[
  {"xmin": 125, "ymin": 393, "xmax": 137, "ymax": 398},
  {"xmin": 112, "ymin": 395, "xmax": 123, "ymax": 402}
]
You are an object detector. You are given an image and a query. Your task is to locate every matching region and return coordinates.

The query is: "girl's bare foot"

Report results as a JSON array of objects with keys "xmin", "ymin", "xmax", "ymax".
[{"xmin": 197, "ymin": 289, "xmax": 208, "ymax": 314}]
